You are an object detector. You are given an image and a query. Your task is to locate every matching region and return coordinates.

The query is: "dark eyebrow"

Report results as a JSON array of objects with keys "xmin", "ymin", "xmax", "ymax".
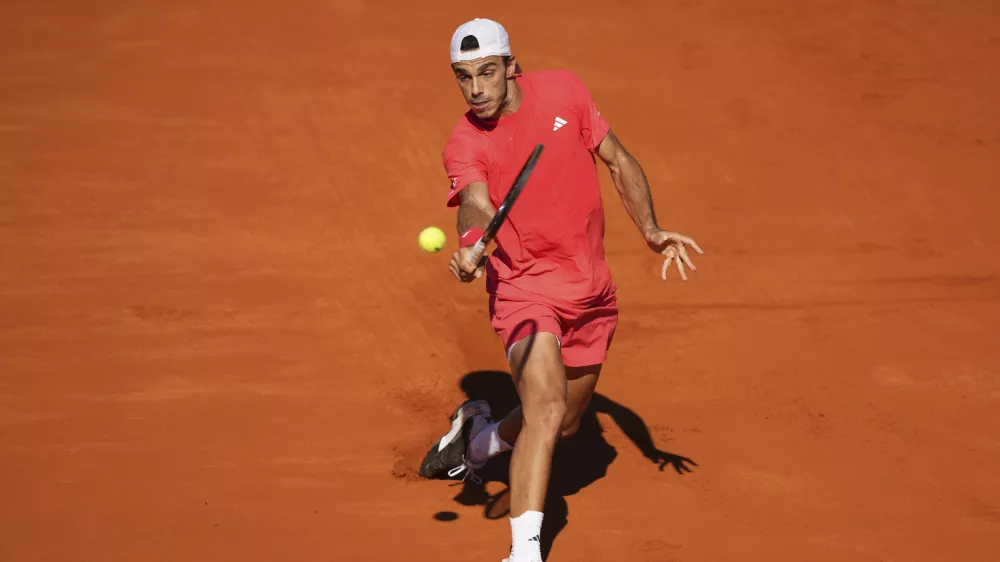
[
  {"xmin": 454, "ymin": 61, "xmax": 499, "ymax": 77},
  {"xmin": 475, "ymin": 62, "xmax": 499, "ymax": 73}
]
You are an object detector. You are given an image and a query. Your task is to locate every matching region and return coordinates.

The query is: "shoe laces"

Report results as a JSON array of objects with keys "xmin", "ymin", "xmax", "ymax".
[{"xmin": 447, "ymin": 457, "xmax": 483, "ymax": 485}]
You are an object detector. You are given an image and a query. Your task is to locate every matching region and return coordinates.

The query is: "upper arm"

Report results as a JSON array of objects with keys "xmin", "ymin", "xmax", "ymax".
[
  {"xmin": 443, "ymin": 129, "xmax": 489, "ymax": 208},
  {"xmin": 595, "ymin": 129, "xmax": 627, "ymax": 173}
]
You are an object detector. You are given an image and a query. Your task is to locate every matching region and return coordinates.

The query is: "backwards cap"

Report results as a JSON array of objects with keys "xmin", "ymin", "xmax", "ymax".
[{"xmin": 450, "ymin": 18, "xmax": 523, "ymax": 73}]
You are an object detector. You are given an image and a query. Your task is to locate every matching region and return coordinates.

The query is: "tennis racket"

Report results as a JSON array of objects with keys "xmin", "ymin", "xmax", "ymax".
[{"xmin": 469, "ymin": 143, "xmax": 545, "ymax": 265}]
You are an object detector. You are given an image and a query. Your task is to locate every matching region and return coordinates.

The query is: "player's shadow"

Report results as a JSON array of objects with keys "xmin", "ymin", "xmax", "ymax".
[{"xmin": 446, "ymin": 370, "xmax": 697, "ymax": 561}]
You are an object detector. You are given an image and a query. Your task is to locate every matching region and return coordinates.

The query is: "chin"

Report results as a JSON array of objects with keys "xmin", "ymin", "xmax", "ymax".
[{"xmin": 470, "ymin": 103, "xmax": 498, "ymax": 119}]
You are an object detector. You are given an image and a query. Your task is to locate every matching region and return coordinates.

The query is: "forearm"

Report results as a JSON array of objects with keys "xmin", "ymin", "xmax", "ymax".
[
  {"xmin": 611, "ymin": 152, "xmax": 659, "ymax": 237},
  {"xmin": 457, "ymin": 195, "xmax": 495, "ymax": 235},
  {"xmin": 458, "ymin": 201, "xmax": 493, "ymax": 234}
]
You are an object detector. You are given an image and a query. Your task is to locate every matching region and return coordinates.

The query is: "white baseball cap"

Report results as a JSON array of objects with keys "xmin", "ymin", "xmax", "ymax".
[{"xmin": 450, "ymin": 18, "xmax": 523, "ymax": 73}]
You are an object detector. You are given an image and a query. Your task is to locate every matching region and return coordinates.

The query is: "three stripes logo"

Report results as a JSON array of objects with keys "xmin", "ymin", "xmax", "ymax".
[{"xmin": 552, "ymin": 116, "xmax": 568, "ymax": 131}]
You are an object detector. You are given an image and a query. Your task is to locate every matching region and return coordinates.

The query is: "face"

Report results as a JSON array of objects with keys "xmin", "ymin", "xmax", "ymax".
[{"xmin": 452, "ymin": 56, "xmax": 516, "ymax": 120}]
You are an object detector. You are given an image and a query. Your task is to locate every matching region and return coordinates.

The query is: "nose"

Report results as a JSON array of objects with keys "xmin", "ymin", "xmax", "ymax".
[{"xmin": 470, "ymin": 76, "xmax": 484, "ymax": 98}]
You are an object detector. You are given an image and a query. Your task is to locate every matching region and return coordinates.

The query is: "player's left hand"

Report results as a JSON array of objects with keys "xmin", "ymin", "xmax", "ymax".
[{"xmin": 644, "ymin": 229, "xmax": 703, "ymax": 281}]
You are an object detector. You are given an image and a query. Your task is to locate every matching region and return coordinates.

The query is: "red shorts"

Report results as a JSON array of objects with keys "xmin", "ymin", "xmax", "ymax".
[{"xmin": 488, "ymin": 287, "xmax": 618, "ymax": 368}]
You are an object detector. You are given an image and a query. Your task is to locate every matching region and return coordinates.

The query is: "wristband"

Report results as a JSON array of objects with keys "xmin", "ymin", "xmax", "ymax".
[{"xmin": 460, "ymin": 227, "xmax": 485, "ymax": 248}]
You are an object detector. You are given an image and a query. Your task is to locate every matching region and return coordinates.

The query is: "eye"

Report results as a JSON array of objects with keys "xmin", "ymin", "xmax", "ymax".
[{"xmin": 483, "ymin": 71, "xmax": 494, "ymax": 78}]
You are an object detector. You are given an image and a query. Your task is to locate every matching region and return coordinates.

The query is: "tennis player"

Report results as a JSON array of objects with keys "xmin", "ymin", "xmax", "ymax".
[{"xmin": 419, "ymin": 18, "xmax": 703, "ymax": 562}]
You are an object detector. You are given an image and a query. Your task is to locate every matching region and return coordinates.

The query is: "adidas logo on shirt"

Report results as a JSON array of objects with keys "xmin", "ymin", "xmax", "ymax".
[{"xmin": 553, "ymin": 116, "xmax": 567, "ymax": 131}]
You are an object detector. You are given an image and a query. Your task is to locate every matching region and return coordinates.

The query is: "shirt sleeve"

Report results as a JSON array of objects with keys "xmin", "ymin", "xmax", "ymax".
[
  {"xmin": 570, "ymin": 72, "xmax": 611, "ymax": 153},
  {"xmin": 442, "ymin": 128, "xmax": 488, "ymax": 208}
]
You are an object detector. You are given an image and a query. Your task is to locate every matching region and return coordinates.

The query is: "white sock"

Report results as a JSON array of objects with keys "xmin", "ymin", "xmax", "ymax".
[
  {"xmin": 468, "ymin": 421, "xmax": 513, "ymax": 466},
  {"xmin": 509, "ymin": 511, "xmax": 543, "ymax": 562}
]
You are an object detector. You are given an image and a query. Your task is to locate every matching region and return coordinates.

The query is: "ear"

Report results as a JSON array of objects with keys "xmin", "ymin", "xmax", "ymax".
[{"xmin": 506, "ymin": 57, "xmax": 518, "ymax": 78}]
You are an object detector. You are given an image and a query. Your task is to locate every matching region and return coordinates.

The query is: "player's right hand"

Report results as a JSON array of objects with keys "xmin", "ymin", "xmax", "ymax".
[{"xmin": 449, "ymin": 246, "xmax": 484, "ymax": 283}]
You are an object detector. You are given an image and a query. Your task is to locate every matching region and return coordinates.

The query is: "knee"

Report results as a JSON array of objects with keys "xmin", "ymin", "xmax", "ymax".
[{"xmin": 525, "ymin": 392, "xmax": 567, "ymax": 436}]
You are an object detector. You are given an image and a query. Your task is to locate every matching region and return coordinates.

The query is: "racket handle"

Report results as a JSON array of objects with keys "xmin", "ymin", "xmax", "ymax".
[{"xmin": 469, "ymin": 238, "xmax": 488, "ymax": 266}]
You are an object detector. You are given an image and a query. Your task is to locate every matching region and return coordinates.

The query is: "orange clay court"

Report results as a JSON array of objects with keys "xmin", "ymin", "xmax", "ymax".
[{"xmin": 2, "ymin": 1, "xmax": 999, "ymax": 561}]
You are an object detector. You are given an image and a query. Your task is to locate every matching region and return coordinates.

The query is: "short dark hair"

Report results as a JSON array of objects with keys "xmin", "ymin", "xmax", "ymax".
[{"xmin": 459, "ymin": 35, "xmax": 479, "ymax": 51}]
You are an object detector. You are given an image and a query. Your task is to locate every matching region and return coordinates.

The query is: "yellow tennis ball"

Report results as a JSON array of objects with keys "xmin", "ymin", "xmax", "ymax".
[{"xmin": 418, "ymin": 226, "xmax": 446, "ymax": 253}]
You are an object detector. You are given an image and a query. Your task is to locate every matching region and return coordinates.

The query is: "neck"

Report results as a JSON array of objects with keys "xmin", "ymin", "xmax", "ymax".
[
  {"xmin": 485, "ymin": 79, "xmax": 522, "ymax": 122},
  {"xmin": 501, "ymin": 79, "xmax": 522, "ymax": 116}
]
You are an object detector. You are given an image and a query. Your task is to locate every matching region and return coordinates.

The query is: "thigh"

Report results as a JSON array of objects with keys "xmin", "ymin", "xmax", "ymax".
[
  {"xmin": 508, "ymin": 331, "xmax": 567, "ymax": 413},
  {"xmin": 563, "ymin": 364, "xmax": 602, "ymax": 429}
]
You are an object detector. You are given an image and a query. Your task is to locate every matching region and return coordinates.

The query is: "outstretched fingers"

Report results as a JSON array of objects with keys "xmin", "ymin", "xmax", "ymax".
[
  {"xmin": 661, "ymin": 249, "xmax": 675, "ymax": 281},
  {"xmin": 662, "ymin": 236, "xmax": 704, "ymax": 281},
  {"xmin": 679, "ymin": 245, "xmax": 697, "ymax": 271},
  {"xmin": 686, "ymin": 236, "xmax": 704, "ymax": 255},
  {"xmin": 662, "ymin": 246, "xmax": 688, "ymax": 281}
]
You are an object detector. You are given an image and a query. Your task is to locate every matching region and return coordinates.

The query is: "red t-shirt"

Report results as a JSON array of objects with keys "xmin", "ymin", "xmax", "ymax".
[{"xmin": 442, "ymin": 70, "xmax": 613, "ymax": 307}]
